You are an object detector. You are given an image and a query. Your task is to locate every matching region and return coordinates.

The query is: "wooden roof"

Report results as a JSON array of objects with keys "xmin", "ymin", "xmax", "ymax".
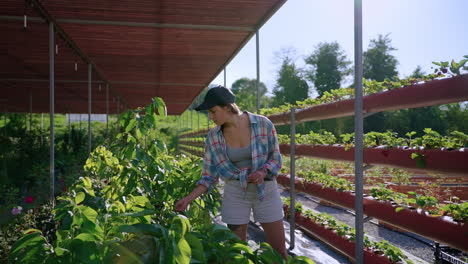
[{"xmin": 0, "ymin": 0, "xmax": 285, "ymax": 114}]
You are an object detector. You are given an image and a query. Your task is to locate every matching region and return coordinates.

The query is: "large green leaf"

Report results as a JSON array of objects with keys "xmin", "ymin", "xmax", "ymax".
[
  {"xmin": 81, "ymin": 206, "xmax": 98, "ymax": 222},
  {"xmin": 153, "ymin": 97, "xmax": 167, "ymax": 116},
  {"xmin": 75, "ymin": 233, "xmax": 97, "ymax": 242},
  {"xmin": 75, "ymin": 192, "xmax": 86, "ymax": 204},
  {"xmin": 125, "ymin": 119, "xmax": 137, "ymax": 132},
  {"xmin": 170, "ymin": 215, "xmax": 191, "ymax": 237},
  {"xmin": 185, "ymin": 233, "xmax": 205, "ymax": 263},
  {"xmin": 174, "ymin": 238, "xmax": 191, "ymax": 264},
  {"xmin": 10, "ymin": 232, "xmax": 46, "ymax": 255}
]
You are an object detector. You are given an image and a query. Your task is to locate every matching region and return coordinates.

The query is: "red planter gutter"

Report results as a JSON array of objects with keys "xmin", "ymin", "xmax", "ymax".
[
  {"xmin": 179, "ymin": 129, "xmax": 209, "ymax": 138},
  {"xmin": 279, "ymin": 144, "xmax": 468, "ymax": 177},
  {"xmin": 268, "ymin": 74, "xmax": 468, "ymax": 125},
  {"xmin": 179, "ymin": 140, "xmax": 205, "ymax": 148},
  {"xmin": 284, "ymin": 205, "xmax": 393, "ymax": 264},
  {"xmin": 277, "ymin": 174, "xmax": 468, "ymax": 252},
  {"xmin": 179, "ymin": 146, "xmax": 204, "ymax": 157}
]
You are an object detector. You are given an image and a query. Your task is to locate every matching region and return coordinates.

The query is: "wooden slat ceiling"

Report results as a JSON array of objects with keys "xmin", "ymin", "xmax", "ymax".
[{"xmin": 0, "ymin": 0, "xmax": 285, "ymax": 114}]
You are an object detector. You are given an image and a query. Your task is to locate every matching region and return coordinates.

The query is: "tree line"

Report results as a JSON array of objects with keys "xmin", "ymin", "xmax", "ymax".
[{"xmin": 224, "ymin": 34, "xmax": 467, "ymax": 137}]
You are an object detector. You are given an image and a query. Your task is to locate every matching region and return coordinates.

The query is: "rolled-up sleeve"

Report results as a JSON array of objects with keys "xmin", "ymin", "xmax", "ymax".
[
  {"xmin": 196, "ymin": 133, "xmax": 218, "ymax": 190},
  {"xmin": 262, "ymin": 119, "xmax": 282, "ymax": 177}
]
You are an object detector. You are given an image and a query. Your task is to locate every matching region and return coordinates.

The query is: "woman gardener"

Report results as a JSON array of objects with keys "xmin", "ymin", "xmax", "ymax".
[{"xmin": 175, "ymin": 86, "xmax": 286, "ymax": 259}]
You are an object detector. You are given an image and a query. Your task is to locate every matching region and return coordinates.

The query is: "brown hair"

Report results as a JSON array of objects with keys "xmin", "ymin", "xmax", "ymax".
[{"xmin": 220, "ymin": 103, "xmax": 241, "ymax": 114}]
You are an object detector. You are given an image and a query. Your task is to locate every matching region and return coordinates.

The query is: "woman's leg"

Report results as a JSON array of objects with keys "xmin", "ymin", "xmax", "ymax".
[
  {"xmin": 261, "ymin": 220, "xmax": 287, "ymax": 259},
  {"xmin": 228, "ymin": 224, "xmax": 248, "ymax": 241}
]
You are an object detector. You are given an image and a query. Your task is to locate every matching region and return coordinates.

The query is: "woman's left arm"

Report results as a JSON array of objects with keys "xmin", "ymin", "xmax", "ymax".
[{"xmin": 262, "ymin": 120, "xmax": 282, "ymax": 177}]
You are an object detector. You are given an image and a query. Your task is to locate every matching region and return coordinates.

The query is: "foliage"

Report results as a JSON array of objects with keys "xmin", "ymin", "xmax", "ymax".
[
  {"xmin": 363, "ymin": 34, "xmax": 398, "ymax": 82},
  {"xmin": 261, "ymin": 57, "xmax": 468, "ymax": 138},
  {"xmin": 272, "ymin": 56, "xmax": 309, "ymax": 107},
  {"xmin": 304, "ymin": 42, "xmax": 352, "ymax": 96},
  {"xmin": 277, "ymin": 129, "xmax": 467, "ymax": 150},
  {"xmin": 231, "ymin": 78, "xmax": 269, "ymax": 112},
  {"xmin": 432, "ymin": 55, "xmax": 468, "ymax": 76},
  {"xmin": 283, "ymin": 200, "xmax": 413, "ymax": 264},
  {"xmin": 7, "ymin": 97, "xmax": 313, "ymax": 264},
  {"xmin": 440, "ymin": 203, "xmax": 468, "ymax": 222}
]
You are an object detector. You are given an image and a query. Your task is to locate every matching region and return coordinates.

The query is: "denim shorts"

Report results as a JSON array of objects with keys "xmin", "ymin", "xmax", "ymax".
[{"xmin": 221, "ymin": 180, "xmax": 284, "ymax": 225}]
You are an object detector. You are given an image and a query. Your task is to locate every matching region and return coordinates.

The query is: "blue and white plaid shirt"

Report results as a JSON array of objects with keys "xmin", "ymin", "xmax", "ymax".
[{"xmin": 197, "ymin": 112, "xmax": 282, "ymax": 200}]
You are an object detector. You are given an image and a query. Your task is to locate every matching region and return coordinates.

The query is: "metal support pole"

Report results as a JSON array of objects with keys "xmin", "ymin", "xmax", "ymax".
[
  {"xmin": 354, "ymin": 0, "xmax": 364, "ymax": 263},
  {"xmin": 117, "ymin": 97, "xmax": 120, "ymax": 131},
  {"xmin": 190, "ymin": 109, "xmax": 193, "ymax": 130},
  {"xmin": 256, "ymin": 30, "xmax": 260, "ymax": 114},
  {"xmin": 29, "ymin": 92, "xmax": 32, "ymax": 132},
  {"xmin": 79, "ymin": 113, "xmax": 82, "ymax": 131},
  {"xmin": 2, "ymin": 107, "xmax": 8, "ymax": 179},
  {"xmin": 49, "ymin": 22, "xmax": 55, "ymax": 204},
  {"xmin": 224, "ymin": 67, "xmax": 226, "ymax": 87},
  {"xmin": 4, "ymin": 108, "xmax": 7, "ymax": 136},
  {"xmin": 88, "ymin": 64, "xmax": 92, "ymax": 156},
  {"xmin": 41, "ymin": 113, "xmax": 43, "ymax": 145},
  {"xmin": 106, "ymin": 84, "xmax": 109, "ymax": 137},
  {"xmin": 289, "ymin": 107, "xmax": 296, "ymax": 251}
]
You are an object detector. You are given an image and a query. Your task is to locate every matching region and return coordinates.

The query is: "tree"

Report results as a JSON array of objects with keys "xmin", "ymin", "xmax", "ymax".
[
  {"xmin": 272, "ymin": 56, "xmax": 309, "ymax": 106},
  {"xmin": 230, "ymin": 78, "xmax": 268, "ymax": 112},
  {"xmin": 304, "ymin": 42, "xmax": 352, "ymax": 96},
  {"xmin": 410, "ymin": 65, "xmax": 425, "ymax": 78},
  {"xmin": 363, "ymin": 34, "xmax": 398, "ymax": 81}
]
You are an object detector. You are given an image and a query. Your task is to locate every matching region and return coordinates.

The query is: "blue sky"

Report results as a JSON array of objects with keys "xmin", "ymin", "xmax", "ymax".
[{"xmin": 211, "ymin": 0, "xmax": 468, "ymax": 97}]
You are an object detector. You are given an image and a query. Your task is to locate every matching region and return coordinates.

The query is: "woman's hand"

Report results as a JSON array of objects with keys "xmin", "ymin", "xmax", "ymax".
[
  {"xmin": 175, "ymin": 197, "xmax": 191, "ymax": 212},
  {"xmin": 248, "ymin": 168, "xmax": 267, "ymax": 184}
]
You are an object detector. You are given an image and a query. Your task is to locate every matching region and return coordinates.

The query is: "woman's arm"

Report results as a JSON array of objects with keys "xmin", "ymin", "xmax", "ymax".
[
  {"xmin": 262, "ymin": 120, "xmax": 282, "ymax": 177},
  {"xmin": 175, "ymin": 184, "xmax": 208, "ymax": 211},
  {"xmin": 176, "ymin": 131, "xmax": 218, "ymax": 211}
]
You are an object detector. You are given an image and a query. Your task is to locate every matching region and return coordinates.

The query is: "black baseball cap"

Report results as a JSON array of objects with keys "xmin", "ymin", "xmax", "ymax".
[{"xmin": 194, "ymin": 86, "xmax": 236, "ymax": 111}]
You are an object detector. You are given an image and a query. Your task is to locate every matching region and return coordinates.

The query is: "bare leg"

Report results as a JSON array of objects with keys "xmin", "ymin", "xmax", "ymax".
[
  {"xmin": 228, "ymin": 224, "xmax": 248, "ymax": 241},
  {"xmin": 261, "ymin": 220, "xmax": 287, "ymax": 259}
]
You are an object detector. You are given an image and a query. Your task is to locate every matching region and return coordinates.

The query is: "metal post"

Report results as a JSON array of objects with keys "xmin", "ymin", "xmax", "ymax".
[
  {"xmin": 256, "ymin": 30, "xmax": 260, "ymax": 114},
  {"xmin": 41, "ymin": 113, "xmax": 43, "ymax": 145},
  {"xmin": 224, "ymin": 67, "xmax": 226, "ymax": 87},
  {"xmin": 49, "ymin": 22, "xmax": 55, "ymax": 204},
  {"xmin": 29, "ymin": 92, "xmax": 32, "ymax": 131},
  {"xmin": 434, "ymin": 243, "xmax": 441, "ymax": 263},
  {"xmin": 106, "ymin": 84, "xmax": 109, "ymax": 137},
  {"xmin": 190, "ymin": 109, "xmax": 193, "ymax": 130},
  {"xmin": 88, "ymin": 64, "xmax": 92, "ymax": 156},
  {"xmin": 289, "ymin": 107, "xmax": 296, "ymax": 251},
  {"xmin": 117, "ymin": 97, "xmax": 120, "ymax": 131},
  {"xmin": 4, "ymin": 108, "xmax": 7, "ymax": 136},
  {"xmin": 79, "ymin": 113, "xmax": 82, "ymax": 131},
  {"xmin": 67, "ymin": 112, "xmax": 71, "ymax": 145},
  {"xmin": 2, "ymin": 108, "xmax": 7, "ymax": 179},
  {"xmin": 354, "ymin": 0, "xmax": 364, "ymax": 263}
]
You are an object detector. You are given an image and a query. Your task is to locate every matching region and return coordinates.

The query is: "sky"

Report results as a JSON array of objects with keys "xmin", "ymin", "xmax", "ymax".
[{"xmin": 211, "ymin": 0, "xmax": 468, "ymax": 96}]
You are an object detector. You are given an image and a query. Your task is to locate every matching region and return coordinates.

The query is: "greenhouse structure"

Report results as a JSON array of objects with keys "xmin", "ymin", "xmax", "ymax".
[{"xmin": 1, "ymin": 0, "xmax": 467, "ymax": 263}]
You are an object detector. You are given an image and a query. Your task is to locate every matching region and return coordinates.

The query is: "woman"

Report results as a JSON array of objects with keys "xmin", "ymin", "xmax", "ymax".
[{"xmin": 175, "ymin": 86, "xmax": 287, "ymax": 259}]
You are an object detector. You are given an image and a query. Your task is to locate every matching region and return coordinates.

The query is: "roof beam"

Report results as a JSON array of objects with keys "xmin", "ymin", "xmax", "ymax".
[
  {"xmin": 0, "ymin": 78, "xmax": 202, "ymax": 86},
  {"xmin": 0, "ymin": 15, "xmax": 254, "ymax": 32},
  {"xmin": 19, "ymin": 0, "xmax": 130, "ymax": 109}
]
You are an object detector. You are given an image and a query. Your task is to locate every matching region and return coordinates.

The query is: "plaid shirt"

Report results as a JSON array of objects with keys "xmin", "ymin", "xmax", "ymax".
[{"xmin": 197, "ymin": 112, "xmax": 282, "ymax": 200}]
